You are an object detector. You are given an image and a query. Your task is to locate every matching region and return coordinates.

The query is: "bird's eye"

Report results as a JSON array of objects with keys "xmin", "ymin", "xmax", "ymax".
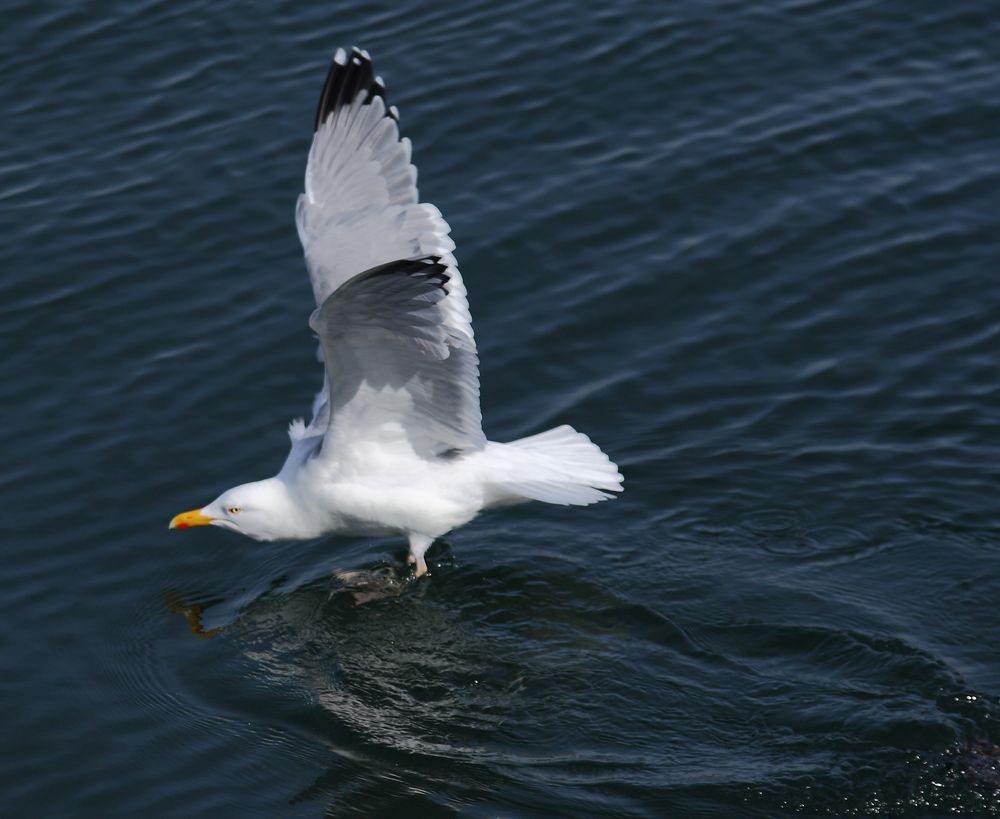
[{"xmin": 227, "ymin": 506, "xmax": 241, "ymax": 515}]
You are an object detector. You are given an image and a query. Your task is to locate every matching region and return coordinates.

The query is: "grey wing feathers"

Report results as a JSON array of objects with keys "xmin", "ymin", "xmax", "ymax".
[
  {"xmin": 309, "ymin": 256, "xmax": 485, "ymax": 459},
  {"xmin": 296, "ymin": 49, "xmax": 481, "ymax": 462}
]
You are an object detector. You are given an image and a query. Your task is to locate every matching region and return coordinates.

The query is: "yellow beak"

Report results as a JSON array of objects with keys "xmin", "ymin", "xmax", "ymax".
[{"xmin": 169, "ymin": 509, "xmax": 216, "ymax": 530}]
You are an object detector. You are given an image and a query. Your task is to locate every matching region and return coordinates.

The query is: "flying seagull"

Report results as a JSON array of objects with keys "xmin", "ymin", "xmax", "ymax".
[{"xmin": 169, "ymin": 48, "xmax": 623, "ymax": 576}]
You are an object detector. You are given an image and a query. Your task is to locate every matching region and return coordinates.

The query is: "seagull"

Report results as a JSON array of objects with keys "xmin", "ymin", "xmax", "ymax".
[{"xmin": 169, "ymin": 47, "xmax": 623, "ymax": 576}]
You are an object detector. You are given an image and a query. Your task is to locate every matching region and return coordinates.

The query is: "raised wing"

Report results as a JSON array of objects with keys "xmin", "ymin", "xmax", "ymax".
[
  {"xmin": 309, "ymin": 256, "xmax": 485, "ymax": 460},
  {"xmin": 293, "ymin": 49, "xmax": 483, "ymax": 463}
]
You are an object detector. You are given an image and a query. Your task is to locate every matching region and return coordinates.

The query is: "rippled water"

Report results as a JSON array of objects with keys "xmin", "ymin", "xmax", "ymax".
[{"xmin": 3, "ymin": 0, "xmax": 1000, "ymax": 816}]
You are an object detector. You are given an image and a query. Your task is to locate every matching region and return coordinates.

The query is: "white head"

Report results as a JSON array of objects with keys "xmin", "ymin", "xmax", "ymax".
[{"xmin": 169, "ymin": 478, "xmax": 294, "ymax": 542}]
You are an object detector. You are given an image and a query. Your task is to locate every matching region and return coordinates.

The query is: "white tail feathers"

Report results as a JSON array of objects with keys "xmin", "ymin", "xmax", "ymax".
[{"xmin": 493, "ymin": 425, "xmax": 624, "ymax": 506}]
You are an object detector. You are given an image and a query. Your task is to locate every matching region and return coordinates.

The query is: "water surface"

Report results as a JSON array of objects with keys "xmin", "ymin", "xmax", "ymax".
[{"xmin": 3, "ymin": 0, "xmax": 1000, "ymax": 815}]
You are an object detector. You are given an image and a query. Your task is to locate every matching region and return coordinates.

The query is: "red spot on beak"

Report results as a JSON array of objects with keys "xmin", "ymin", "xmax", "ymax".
[{"xmin": 176, "ymin": 522, "xmax": 189, "ymax": 529}]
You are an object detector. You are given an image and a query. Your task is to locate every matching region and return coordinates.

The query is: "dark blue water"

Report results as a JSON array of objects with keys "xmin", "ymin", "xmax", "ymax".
[{"xmin": 3, "ymin": 1, "xmax": 1000, "ymax": 816}]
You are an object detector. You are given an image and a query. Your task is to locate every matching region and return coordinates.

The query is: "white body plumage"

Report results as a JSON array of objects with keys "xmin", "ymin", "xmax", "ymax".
[{"xmin": 170, "ymin": 48, "xmax": 623, "ymax": 575}]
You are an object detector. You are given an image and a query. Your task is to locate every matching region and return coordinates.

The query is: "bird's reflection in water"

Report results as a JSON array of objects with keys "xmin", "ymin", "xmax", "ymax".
[
  {"xmin": 164, "ymin": 543, "xmax": 653, "ymax": 816},
  {"xmin": 166, "ymin": 545, "xmax": 535, "ymax": 814},
  {"xmin": 328, "ymin": 564, "xmax": 410, "ymax": 606},
  {"xmin": 165, "ymin": 592, "xmax": 224, "ymax": 639},
  {"xmin": 166, "ymin": 549, "xmax": 435, "ymax": 639}
]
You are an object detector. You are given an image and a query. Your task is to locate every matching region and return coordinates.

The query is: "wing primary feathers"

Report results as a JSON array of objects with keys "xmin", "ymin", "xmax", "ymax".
[
  {"xmin": 313, "ymin": 46, "xmax": 393, "ymax": 132},
  {"xmin": 355, "ymin": 255, "xmax": 449, "ymax": 289}
]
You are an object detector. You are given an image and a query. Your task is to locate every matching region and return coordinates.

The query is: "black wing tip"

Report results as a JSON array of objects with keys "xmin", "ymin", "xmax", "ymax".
[
  {"xmin": 314, "ymin": 255, "xmax": 450, "ymax": 324},
  {"xmin": 313, "ymin": 46, "xmax": 394, "ymax": 132},
  {"xmin": 361, "ymin": 255, "xmax": 450, "ymax": 288}
]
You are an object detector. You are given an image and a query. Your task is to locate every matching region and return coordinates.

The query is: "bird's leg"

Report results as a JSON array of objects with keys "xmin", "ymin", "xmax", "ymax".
[{"xmin": 407, "ymin": 533, "xmax": 434, "ymax": 577}]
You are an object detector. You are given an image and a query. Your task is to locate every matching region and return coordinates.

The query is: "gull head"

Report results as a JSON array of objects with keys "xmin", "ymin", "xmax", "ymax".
[{"xmin": 169, "ymin": 478, "xmax": 293, "ymax": 542}]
